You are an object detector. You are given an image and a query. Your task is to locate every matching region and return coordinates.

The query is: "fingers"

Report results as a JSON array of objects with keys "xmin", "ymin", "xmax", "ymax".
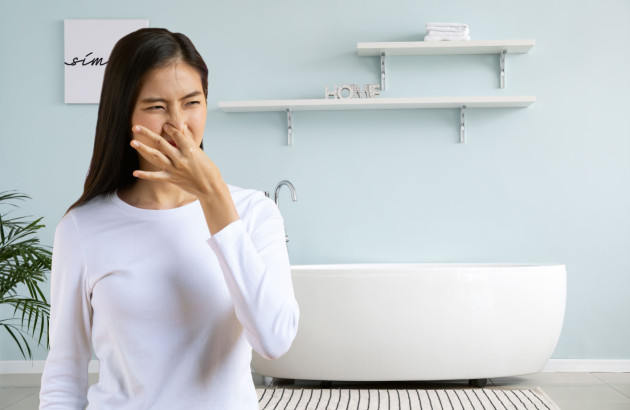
[
  {"xmin": 132, "ymin": 125, "xmax": 179, "ymax": 155},
  {"xmin": 131, "ymin": 168, "xmax": 170, "ymax": 182},
  {"xmin": 163, "ymin": 123, "xmax": 194, "ymax": 152},
  {"xmin": 129, "ymin": 123, "xmax": 202, "ymax": 186},
  {"xmin": 130, "ymin": 139, "xmax": 172, "ymax": 170}
]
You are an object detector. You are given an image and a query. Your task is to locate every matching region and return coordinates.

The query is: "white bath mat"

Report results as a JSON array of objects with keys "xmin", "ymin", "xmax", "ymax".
[{"xmin": 257, "ymin": 387, "xmax": 560, "ymax": 410}]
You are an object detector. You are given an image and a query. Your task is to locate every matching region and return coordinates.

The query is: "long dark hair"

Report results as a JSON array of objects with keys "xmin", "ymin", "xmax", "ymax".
[{"xmin": 68, "ymin": 28, "xmax": 208, "ymax": 212}]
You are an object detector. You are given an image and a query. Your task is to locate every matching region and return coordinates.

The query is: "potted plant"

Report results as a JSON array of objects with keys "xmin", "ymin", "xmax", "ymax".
[{"xmin": 0, "ymin": 191, "xmax": 51, "ymax": 359}]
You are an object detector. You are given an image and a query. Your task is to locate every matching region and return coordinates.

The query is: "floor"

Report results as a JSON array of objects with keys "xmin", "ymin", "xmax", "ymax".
[{"xmin": 1, "ymin": 372, "xmax": 629, "ymax": 409}]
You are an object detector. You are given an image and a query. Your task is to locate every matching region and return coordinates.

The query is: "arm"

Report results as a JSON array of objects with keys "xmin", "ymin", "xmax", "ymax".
[
  {"xmin": 208, "ymin": 193, "xmax": 299, "ymax": 359},
  {"xmin": 129, "ymin": 124, "xmax": 299, "ymax": 358},
  {"xmin": 39, "ymin": 214, "xmax": 92, "ymax": 409}
]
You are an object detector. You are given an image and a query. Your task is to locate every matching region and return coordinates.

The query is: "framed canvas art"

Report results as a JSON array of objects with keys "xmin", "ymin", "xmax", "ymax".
[{"xmin": 64, "ymin": 19, "xmax": 149, "ymax": 103}]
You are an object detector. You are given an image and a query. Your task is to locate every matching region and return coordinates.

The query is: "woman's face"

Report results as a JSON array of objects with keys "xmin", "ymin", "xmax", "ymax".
[{"xmin": 131, "ymin": 61, "xmax": 207, "ymax": 156}]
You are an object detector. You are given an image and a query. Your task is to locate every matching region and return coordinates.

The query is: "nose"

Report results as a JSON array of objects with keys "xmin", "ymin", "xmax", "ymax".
[{"xmin": 167, "ymin": 108, "xmax": 186, "ymax": 132}]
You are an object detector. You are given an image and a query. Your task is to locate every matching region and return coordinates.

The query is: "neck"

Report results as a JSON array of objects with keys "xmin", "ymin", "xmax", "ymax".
[{"xmin": 118, "ymin": 180, "xmax": 197, "ymax": 210}]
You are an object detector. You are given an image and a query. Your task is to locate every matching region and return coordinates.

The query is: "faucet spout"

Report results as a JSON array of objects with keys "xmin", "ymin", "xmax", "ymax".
[
  {"xmin": 274, "ymin": 180, "xmax": 297, "ymax": 206},
  {"xmin": 273, "ymin": 180, "xmax": 297, "ymax": 244}
]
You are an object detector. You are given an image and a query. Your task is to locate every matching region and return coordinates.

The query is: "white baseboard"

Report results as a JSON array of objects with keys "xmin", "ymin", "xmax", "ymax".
[
  {"xmin": 0, "ymin": 360, "xmax": 100, "ymax": 374},
  {"xmin": 542, "ymin": 359, "xmax": 630, "ymax": 373},
  {"xmin": 2, "ymin": 359, "xmax": 629, "ymax": 374}
]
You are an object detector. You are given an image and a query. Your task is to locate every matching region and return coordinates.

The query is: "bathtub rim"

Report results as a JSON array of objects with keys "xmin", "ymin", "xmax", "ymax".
[{"xmin": 290, "ymin": 263, "xmax": 567, "ymax": 272}]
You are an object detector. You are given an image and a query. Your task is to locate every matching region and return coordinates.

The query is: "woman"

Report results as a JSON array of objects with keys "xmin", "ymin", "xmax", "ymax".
[{"xmin": 40, "ymin": 28, "xmax": 299, "ymax": 409}]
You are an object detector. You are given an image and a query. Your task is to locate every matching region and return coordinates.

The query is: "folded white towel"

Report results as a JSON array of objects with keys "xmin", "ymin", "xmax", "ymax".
[
  {"xmin": 424, "ymin": 35, "xmax": 471, "ymax": 41},
  {"xmin": 426, "ymin": 28, "xmax": 470, "ymax": 37},
  {"xmin": 426, "ymin": 23, "xmax": 469, "ymax": 37},
  {"xmin": 427, "ymin": 27, "xmax": 468, "ymax": 33},
  {"xmin": 426, "ymin": 22, "xmax": 468, "ymax": 29}
]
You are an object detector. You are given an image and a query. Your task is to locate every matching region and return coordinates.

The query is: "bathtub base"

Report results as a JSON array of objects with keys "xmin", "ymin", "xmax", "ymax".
[
  {"xmin": 268, "ymin": 377, "xmax": 489, "ymax": 388},
  {"xmin": 469, "ymin": 379, "xmax": 488, "ymax": 388}
]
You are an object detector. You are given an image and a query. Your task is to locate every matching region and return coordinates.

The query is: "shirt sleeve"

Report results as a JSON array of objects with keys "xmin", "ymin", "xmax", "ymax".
[
  {"xmin": 39, "ymin": 213, "xmax": 92, "ymax": 409},
  {"xmin": 207, "ymin": 194, "xmax": 299, "ymax": 360}
]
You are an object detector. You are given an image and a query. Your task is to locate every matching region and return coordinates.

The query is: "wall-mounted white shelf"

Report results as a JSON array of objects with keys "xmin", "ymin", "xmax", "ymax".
[
  {"xmin": 218, "ymin": 96, "xmax": 534, "ymax": 112},
  {"xmin": 218, "ymin": 96, "xmax": 535, "ymax": 144},
  {"xmin": 356, "ymin": 39, "xmax": 535, "ymax": 89},
  {"xmin": 357, "ymin": 40, "xmax": 535, "ymax": 56}
]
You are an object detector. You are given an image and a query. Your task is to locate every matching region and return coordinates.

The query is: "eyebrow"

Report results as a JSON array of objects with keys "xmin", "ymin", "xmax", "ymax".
[{"xmin": 140, "ymin": 91, "xmax": 203, "ymax": 104}]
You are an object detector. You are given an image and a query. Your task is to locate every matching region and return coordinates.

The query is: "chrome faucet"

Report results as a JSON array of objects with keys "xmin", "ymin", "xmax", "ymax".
[
  {"xmin": 270, "ymin": 180, "xmax": 297, "ymax": 243},
  {"xmin": 274, "ymin": 180, "xmax": 297, "ymax": 206}
]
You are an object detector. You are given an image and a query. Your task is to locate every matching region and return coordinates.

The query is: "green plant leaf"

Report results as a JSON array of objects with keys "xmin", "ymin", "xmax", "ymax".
[
  {"xmin": 0, "ymin": 191, "xmax": 51, "ymax": 359},
  {"xmin": 2, "ymin": 323, "xmax": 32, "ymax": 360}
]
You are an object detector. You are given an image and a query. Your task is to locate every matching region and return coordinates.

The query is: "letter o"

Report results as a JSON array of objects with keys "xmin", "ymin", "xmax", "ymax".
[{"xmin": 337, "ymin": 85, "xmax": 354, "ymax": 99}]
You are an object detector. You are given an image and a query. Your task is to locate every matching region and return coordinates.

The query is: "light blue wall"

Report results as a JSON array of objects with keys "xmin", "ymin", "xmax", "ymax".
[{"xmin": 1, "ymin": 0, "xmax": 629, "ymax": 362}]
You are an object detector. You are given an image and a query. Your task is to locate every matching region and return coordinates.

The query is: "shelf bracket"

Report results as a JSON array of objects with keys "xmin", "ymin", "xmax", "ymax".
[
  {"xmin": 380, "ymin": 52, "xmax": 386, "ymax": 91},
  {"xmin": 460, "ymin": 105, "xmax": 466, "ymax": 143},
  {"xmin": 286, "ymin": 108, "xmax": 293, "ymax": 146},
  {"xmin": 499, "ymin": 49, "xmax": 507, "ymax": 89}
]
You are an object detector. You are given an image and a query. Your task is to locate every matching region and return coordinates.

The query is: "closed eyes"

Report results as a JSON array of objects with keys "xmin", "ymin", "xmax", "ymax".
[{"xmin": 144, "ymin": 101, "xmax": 200, "ymax": 111}]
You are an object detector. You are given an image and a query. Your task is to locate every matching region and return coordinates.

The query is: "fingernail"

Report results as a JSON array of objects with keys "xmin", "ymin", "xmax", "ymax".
[
  {"xmin": 131, "ymin": 140, "xmax": 139, "ymax": 147},
  {"xmin": 133, "ymin": 125, "xmax": 141, "ymax": 132}
]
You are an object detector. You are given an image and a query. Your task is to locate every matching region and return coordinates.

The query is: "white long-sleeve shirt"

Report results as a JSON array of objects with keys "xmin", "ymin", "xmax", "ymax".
[{"xmin": 39, "ymin": 186, "xmax": 299, "ymax": 409}]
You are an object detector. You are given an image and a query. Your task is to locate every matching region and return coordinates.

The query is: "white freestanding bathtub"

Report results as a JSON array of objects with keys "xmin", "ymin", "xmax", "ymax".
[{"xmin": 252, "ymin": 264, "xmax": 566, "ymax": 385}]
